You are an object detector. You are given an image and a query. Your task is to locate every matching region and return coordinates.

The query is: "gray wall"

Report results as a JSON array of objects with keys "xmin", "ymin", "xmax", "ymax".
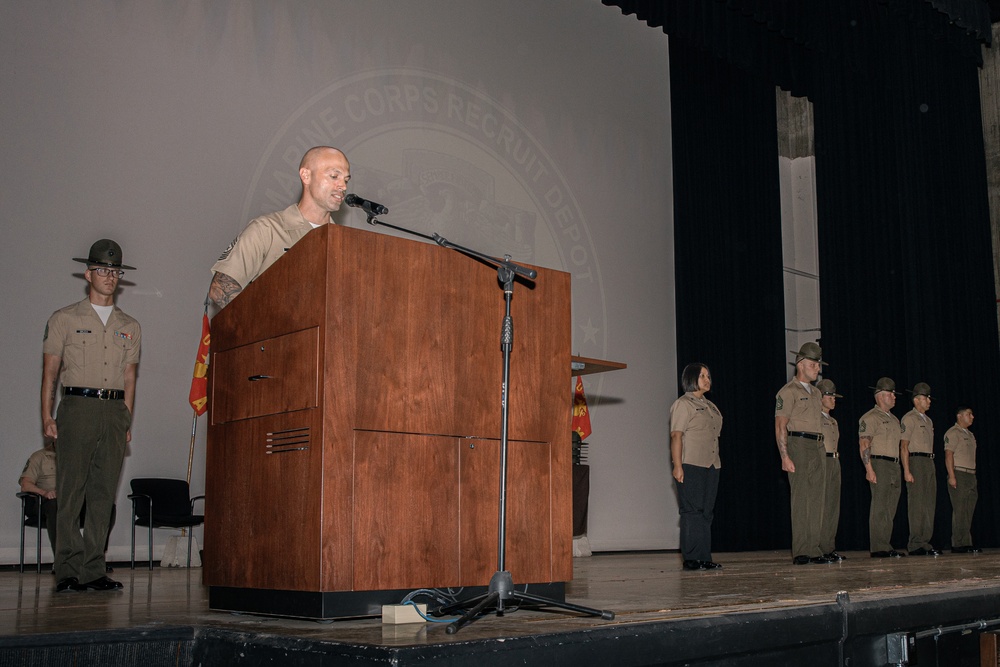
[{"xmin": 0, "ymin": 0, "xmax": 676, "ymax": 564}]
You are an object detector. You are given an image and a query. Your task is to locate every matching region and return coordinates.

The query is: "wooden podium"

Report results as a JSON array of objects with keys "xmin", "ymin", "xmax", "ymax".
[{"xmin": 204, "ymin": 223, "xmax": 573, "ymax": 618}]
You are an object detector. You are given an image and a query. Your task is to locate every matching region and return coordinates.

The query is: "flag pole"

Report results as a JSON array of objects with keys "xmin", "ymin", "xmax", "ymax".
[
  {"xmin": 187, "ymin": 411, "xmax": 197, "ymax": 486},
  {"xmin": 188, "ymin": 296, "xmax": 211, "ymax": 485},
  {"xmin": 175, "ymin": 297, "xmax": 210, "ymax": 563}
]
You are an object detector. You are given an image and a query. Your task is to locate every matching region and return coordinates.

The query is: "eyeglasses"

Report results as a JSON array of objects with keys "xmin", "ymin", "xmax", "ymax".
[{"xmin": 90, "ymin": 267, "xmax": 125, "ymax": 278}]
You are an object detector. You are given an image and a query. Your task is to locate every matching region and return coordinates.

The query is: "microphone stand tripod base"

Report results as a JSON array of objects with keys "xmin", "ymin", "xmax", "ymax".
[{"xmin": 437, "ymin": 570, "xmax": 615, "ymax": 635}]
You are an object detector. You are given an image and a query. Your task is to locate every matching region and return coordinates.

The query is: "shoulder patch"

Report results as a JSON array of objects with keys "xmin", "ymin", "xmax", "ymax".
[
  {"xmin": 776, "ymin": 396, "xmax": 783, "ymax": 411},
  {"xmin": 43, "ymin": 323, "xmax": 48, "ymax": 341},
  {"xmin": 859, "ymin": 420, "xmax": 867, "ymax": 433},
  {"xmin": 217, "ymin": 237, "xmax": 239, "ymax": 262}
]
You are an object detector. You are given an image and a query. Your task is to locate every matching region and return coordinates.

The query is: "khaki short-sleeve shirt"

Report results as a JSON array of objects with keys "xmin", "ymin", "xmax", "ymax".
[
  {"xmin": 944, "ymin": 425, "xmax": 977, "ymax": 470},
  {"xmin": 19, "ymin": 447, "xmax": 56, "ymax": 492},
  {"xmin": 900, "ymin": 409, "xmax": 934, "ymax": 454},
  {"xmin": 859, "ymin": 406, "xmax": 902, "ymax": 457},
  {"xmin": 821, "ymin": 412, "xmax": 839, "ymax": 454},
  {"xmin": 42, "ymin": 298, "xmax": 141, "ymax": 389},
  {"xmin": 669, "ymin": 392, "xmax": 722, "ymax": 468},
  {"xmin": 775, "ymin": 379, "xmax": 822, "ymax": 434},
  {"xmin": 211, "ymin": 205, "xmax": 320, "ymax": 288}
]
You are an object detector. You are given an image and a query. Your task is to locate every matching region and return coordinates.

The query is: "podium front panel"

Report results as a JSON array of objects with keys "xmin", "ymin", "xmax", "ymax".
[{"xmin": 206, "ymin": 224, "xmax": 572, "ymax": 610}]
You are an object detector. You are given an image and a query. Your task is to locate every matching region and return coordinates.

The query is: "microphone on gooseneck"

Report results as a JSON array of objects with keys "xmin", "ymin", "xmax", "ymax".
[{"xmin": 344, "ymin": 193, "xmax": 389, "ymax": 216}]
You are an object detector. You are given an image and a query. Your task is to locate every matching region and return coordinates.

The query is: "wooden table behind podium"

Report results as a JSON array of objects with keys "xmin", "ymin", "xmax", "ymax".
[{"xmin": 205, "ymin": 223, "xmax": 573, "ymax": 618}]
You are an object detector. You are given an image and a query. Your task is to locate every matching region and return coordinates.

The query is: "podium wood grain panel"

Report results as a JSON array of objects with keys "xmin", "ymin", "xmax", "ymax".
[
  {"xmin": 211, "ymin": 327, "xmax": 319, "ymax": 423},
  {"xmin": 203, "ymin": 410, "xmax": 323, "ymax": 590},
  {"xmin": 352, "ymin": 431, "xmax": 460, "ymax": 590},
  {"xmin": 459, "ymin": 438, "xmax": 553, "ymax": 586}
]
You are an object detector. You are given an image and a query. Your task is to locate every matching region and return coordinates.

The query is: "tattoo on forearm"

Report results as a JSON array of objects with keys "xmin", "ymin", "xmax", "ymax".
[
  {"xmin": 209, "ymin": 272, "xmax": 243, "ymax": 308},
  {"xmin": 776, "ymin": 441, "xmax": 788, "ymax": 458}
]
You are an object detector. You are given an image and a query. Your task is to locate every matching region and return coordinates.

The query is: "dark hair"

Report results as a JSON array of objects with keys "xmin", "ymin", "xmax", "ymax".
[
  {"xmin": 956, "ymin": 406, "xmax": 972, "ymax": 417},
  {"xmin": 681, "ymin": 363, "xmax": 710, "ymax": 393}
]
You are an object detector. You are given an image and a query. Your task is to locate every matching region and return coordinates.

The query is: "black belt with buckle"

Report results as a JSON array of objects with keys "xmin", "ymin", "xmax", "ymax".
[
  {"xmin": 788, "ymin": 431, "xmax": 823, "ymax": 442},
  {"xmin": 64, "ymin": 387, "xmax": 125, "ymax": 400},
  {"xmin": 826, "ymin": 452, "xmax": 839, "ymax": 458},
  {"xmin": 871, "ymin": 455, "xmax": 899, "ymax": 463},
  {"xmin": 910, "ymin": 452, "xmax": 935, "ymax": 459}
]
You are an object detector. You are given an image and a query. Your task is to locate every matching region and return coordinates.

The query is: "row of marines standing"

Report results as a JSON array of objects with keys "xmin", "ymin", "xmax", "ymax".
[
  {"xmin": 668, "ymin": 342, "xmax": 980, "ymax": 570},
  {"xmin": 778, "ymin": 342, "xmax": 979, "ymax": 564}
]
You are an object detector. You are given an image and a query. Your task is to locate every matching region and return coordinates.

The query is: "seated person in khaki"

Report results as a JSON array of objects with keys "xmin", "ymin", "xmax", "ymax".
[{"xmin": 18, "ymin": 442, "xmax": 117, "ymax": 570}]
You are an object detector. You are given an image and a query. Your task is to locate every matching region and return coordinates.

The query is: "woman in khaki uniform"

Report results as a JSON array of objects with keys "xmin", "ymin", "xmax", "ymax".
[{"xmin": 670, "ymin": 363, "xmax": 723, "ymax": 571}]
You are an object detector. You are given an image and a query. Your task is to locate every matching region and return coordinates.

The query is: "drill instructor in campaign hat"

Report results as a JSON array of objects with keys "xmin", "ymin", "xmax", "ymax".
[
  {"xmin": 859, "ymin": 377, "xmax": 905, "ymax": 558},
  {"xmin": 775, "ymin": 342, "xmax": 832, "ymax": 565},
  {"xmin": 41, "ymin": 239, "xmax": 140, "ymax": 592}
]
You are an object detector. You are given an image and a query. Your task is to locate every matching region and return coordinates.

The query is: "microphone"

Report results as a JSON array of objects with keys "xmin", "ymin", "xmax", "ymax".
[{"xmin": 344, "ymin": 193, "xmax": 388, "ymax": 216}]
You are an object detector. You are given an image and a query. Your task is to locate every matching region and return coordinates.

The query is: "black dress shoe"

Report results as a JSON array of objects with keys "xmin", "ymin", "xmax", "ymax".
[
  {"xmin": 793, "ymin": 555, "xmax": 810, "ymax": 565},
  {"xmin": 702, "ymin": 561, "xmax": 723, "ymax": 569},
  {"xmin": 56, "ymin": 577, "xmax": 84, "ymax": 592},
  {"xmin": 870, "ymin": 551, "xmax": 891, "ymax": 558},
  {"xmin": 909, "ymin": 548, "xmax": 928, "ymax": 556},
  {"xmin": 953, "ymin": 545, "xmax": 981, "ymax": 553},
  {"xmin": 888, "ymin": 550, "xmax": 905, "ymax": 558},
  {"xmin": 810, "ymin": 556, "xmax": 835, "ymax": 564},
  {"xmin": 683, "ymin": 560, "xmax": 706, "ymax": 571},
  {"xmin": 79, "ymin": 576, "xmax": 123, "ymax": 591},
  {"xmin": 928, "ymin": 548, "xmax": 942, "ymax": 556},
  {"xmin": 824, "ymin": 552, "xmax": 847, "ymax": 561}
]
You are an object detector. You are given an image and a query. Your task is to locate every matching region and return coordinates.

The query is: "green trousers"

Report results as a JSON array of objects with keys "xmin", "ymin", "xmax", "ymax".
[
  {"xmin": 869, "ymin": 458, "xmax": 901, "ymax": 553},
  {"xmin": 948, "ymin": 471, "xmax": 978, "ymax": 548},
  {"xmin": 819, "ymin": 456, "xmax": 841, "ymax": 555},
  {"xmin": 905, "ymin": 456, "xmax": 936, "ymax": 552},
  {"xmin": 54, "ymin": 396, "xmax": 129, "ymax": 583},
  {"xmin": 787, "ymin": 437, "xmax": 827, "ymax": 558}
]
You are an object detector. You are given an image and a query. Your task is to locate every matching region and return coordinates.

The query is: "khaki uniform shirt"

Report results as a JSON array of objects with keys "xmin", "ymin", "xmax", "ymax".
[
  {"xmin": 211, "ymin": 204, "xmax": 321, "ymax": 288},
  {"xmin": 669, "ymin": 392, "xmax": 722, "ymax": 468},
  {"xmin": 901, "ymin": 410, "xmax": 934, "ymax": 454},
  {"xmin": 944, "ymin": 425, "xmax": 977, "ymax": 471},
  {"xmin": 859, "ymin": 406, "xmax": 901, "ymax": 457},
  {"xmin": 19, "ymin": 446, "xmax": 56, "ymax": 492},
  {"xmin": 43, "ymin": 298, "xmax": 141, "ymax": 390},
  {"xmin": 775, "ymin": 379, "xmax": 822, "ymax": 434},
  {"xmin": 821, "ymin": 412, "xmax": 839, "ymax": 454}
]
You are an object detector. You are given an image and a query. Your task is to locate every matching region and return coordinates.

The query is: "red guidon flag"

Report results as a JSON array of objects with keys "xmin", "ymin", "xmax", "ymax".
[
  {"xmin": 572, "ymin": 375, "xmax": 592, "ymax": 441},
  {"xmin": 189, "ymin": 313, "xmax": 211, "ymax": 415}
]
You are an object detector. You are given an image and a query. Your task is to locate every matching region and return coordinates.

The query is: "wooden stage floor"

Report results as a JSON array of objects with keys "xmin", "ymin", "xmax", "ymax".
[{"xmin": 4, "ymin": 550, "xmax": 1000, "ymax": 665}]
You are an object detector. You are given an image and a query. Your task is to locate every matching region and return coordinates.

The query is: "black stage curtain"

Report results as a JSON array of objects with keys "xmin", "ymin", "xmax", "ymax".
[
  {"xmin": 669, "ymin": 38, "xmax": 790, "ymax": 552},
  {"xmin": 617, "ymin": 0, "xmax": 1000, "ymax": 553},
  {"xmin": 812, "ymin": 13, "xmax": 1000, "ymax": 552}
]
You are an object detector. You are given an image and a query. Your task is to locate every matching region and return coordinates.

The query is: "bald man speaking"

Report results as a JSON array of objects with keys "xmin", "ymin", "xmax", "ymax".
[{"xmin": 209, "ymin": 146, "xmax": 351, "ymax": 309}]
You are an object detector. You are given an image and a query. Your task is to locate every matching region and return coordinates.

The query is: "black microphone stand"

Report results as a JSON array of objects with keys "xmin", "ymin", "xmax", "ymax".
[{"xmin": 361, "ymin": 211, "xmax": 614, "ymax": 633}]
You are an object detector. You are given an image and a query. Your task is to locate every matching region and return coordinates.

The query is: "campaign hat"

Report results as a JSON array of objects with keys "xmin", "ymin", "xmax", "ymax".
[{"xmin": 73, "ymin": 239, "xmax": 135, "ymax": 270}]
